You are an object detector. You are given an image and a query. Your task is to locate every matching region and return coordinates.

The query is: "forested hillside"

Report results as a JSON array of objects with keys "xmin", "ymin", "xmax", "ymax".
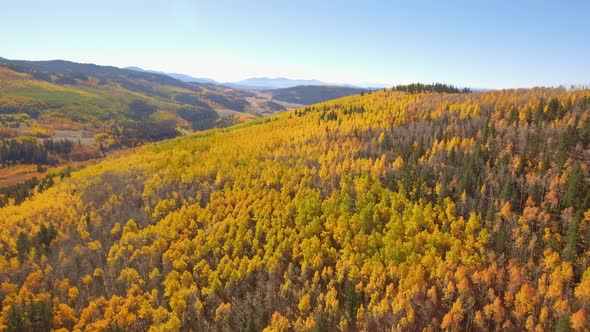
[
  {"xmin": 0, "ymin": 87, "xmax": 589, "ymax": 331},
  {"xmin": 0, "ymin": 58, "xmax": 366, "ymax": 154},
  {"xmin": 0, "ymin": 61, "xmax": 251, "ymax": 143}
]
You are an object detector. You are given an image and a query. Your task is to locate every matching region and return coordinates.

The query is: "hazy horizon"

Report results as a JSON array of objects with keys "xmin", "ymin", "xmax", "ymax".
[{"xmin": 3, "ymin": 0, "xmax": 589, "ymax": 88}]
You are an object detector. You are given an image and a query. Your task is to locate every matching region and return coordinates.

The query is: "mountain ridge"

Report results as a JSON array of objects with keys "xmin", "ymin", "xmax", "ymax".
[
  {"xmin": 124, "ymin": 66, "xmax": 218, "ymax": 84},
  {"xmin": 124, "ymin": 64, "xmax": 391, "ymax": 90}
]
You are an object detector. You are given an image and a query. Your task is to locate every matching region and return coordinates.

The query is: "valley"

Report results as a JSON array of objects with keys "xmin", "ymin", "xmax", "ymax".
[{"xmin": 0, "ymin": 58, "xmax": 363, "ymax": 201}]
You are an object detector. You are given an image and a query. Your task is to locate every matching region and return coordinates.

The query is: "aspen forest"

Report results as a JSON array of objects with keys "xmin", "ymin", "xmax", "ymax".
[{"xmin": 0, "ymin": 87, "xmax": 589, "ymax": 331}]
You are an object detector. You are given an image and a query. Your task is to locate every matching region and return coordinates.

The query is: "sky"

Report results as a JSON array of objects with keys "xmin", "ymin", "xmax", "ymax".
[{"xmin": 1, "ymin": 0, "xmax": 589, "ymax": 88}]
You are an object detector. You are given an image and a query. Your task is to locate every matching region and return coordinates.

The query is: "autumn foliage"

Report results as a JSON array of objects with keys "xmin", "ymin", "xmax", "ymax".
[{"xmin": 0, "ymin": 87, "xmax": 589, "ymax": 331}]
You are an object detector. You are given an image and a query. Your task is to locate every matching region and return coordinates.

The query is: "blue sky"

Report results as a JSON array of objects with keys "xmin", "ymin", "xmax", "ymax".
[{"xmin": 2, "ymin": 0, "xmax": 589, "ymax": 88}]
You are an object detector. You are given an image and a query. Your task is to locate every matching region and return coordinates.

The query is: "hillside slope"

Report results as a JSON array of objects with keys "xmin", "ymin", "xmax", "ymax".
[
  {"xmin": 0, "ymin": 58, "xmax": 288, "ymax": 132},
  {"xmin": 0, "ymin": 58, "xmax": 310, "ymax": 164},
  {"xmin": 0, "ymin": 58, "xmax": 366, "ymax": 142},
  {"xmin": 0, "ymin": 88, "xmax": 589, "ymax": 331},
  {"xmin": 0, "ymin": 62, "xmax": 247, "ymax": 140}
]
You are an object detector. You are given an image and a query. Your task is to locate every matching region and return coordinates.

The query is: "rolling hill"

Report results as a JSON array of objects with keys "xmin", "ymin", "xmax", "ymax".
[
  {"xmin": 0, "ymin": 58, "xmax": 313, "ymax": 152},
  {"xmin": 0, "ymin": 87, "xmax": 589, "ymax": 331},
  {"xmin": 0, "ymin": 58, "xmax": 368, "ymax": 142},
  {"xmin": 0, "ymin": 57, "xmax": 369, "ymax": 193},
  {"xmin": 0, "ymin": 57, "xmax": 368, "ymax": 209}
]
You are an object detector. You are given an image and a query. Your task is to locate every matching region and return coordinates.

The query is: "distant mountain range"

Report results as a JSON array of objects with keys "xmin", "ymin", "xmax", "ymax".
[
  {"xmin": 226, "ymin": 78, "xmax": 390, "ymax": 90},
  {"xmin": 125, "ymin": 66, "xmax": 389, "ymax": 90},
  {"xmin": 124, "ymin": 66, "xmax": 218, "ymax": 84},
  {"xmin": 226, "ymin": 77, "xmax": 329, "ymax": 90},
  {"xmin": 0, "ymin": 57, "xmax": 367, "ymax": 132}
]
